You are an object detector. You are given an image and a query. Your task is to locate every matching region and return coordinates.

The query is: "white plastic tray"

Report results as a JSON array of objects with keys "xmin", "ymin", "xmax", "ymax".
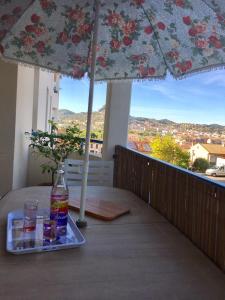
[{"xmin": 7, "ymin": 209, "xmax": 85, "ymax": 254}]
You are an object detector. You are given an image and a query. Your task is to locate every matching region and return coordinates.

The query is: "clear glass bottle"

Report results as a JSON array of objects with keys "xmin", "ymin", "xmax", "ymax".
[{"xmin": 50, "ymin": 163, "xmax": 69, "ymax": 237}]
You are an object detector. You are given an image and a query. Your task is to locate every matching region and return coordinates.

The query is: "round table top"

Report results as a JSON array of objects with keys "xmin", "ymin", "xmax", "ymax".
[
  {"xmin": 1, "ymin": 186, "xmax": 225, "ymax": 300},
  {"xmin": 0, "ymin": 186, "xmax": 151, "ymax": 224}
]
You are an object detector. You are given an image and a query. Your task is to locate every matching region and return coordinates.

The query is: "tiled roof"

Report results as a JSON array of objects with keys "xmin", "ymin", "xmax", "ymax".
[
  {"xmin": 128, "ymin": 141, "xmax": 151, "ymax": 153},
  {"xmin": 201, "ymin": 144, "xmax": 225, "ymax": 155}
]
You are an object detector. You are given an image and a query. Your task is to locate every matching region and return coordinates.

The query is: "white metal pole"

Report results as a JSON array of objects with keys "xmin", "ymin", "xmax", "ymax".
[{"xmin": 76, "ymin": 0, "xmax": 100, "ymax": 227}]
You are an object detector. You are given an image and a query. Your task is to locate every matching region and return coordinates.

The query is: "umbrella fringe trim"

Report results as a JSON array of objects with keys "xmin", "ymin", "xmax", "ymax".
[
  {"xmin": 172, "ymin": 64, "xmax": 225, "ymax": 81},
  {"xmin": 94, "ymin": 63, "xmax": 225, "ymax": 83},
  {"xmin": 2, "ymin": 56, "xmax": 225, "ymax": 83}
]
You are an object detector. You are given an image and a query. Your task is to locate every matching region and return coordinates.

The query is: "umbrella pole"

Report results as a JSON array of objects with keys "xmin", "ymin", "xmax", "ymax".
[{"xmin": 76, "ymin": 0, "xmax": 100, "ymax": 228}]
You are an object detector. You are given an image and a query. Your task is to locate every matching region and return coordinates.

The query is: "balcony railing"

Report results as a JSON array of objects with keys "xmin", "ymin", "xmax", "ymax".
[{"xmin": 114, "ymin": 145, "xmax": 225, "ymax": 272}]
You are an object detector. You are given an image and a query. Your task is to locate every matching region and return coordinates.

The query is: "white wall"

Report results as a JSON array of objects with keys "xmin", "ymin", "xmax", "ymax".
[
  {"xmin": 32, "ymin": 69, "xmax": 59, "ymax": 132},
  {"xmin": 102, "ymin": 82, "xmax": 132, "ymax": 160},
  {"xmin": 190, "ymin": 144, "xmax": 209, "ymax": 162},
  {"xmin": 12, "ymin": 65, "xmax": 34, "ymax": 190},
  {"xmin": 0, "ymin": 61, "xmax": 17, "ymax": 197},
  {"xmin": 0, "ymin": 60, "xmax": 60, "ymax": 195}
]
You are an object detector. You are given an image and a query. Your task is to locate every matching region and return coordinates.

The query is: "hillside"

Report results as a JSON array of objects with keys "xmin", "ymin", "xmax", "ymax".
[
  {"xmin": 58, "ymin": 107, "xmax": 105, "ymax": 131},
  {"xmin": 57, "ymin": 107, "xmax": 225, "ymax": 134}
]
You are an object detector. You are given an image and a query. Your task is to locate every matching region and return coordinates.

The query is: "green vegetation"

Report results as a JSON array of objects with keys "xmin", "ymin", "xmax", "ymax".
[
  {"xmin": 151, "ymin": 135, "xmax": 190, "ymax": 169},
  {"xmin": 80, "ymin": 130, "xmax": 103, "ymax": 140},
  {"xmin": 192, "ymin": 158, "xmax": 209, "ymax": 172},
  {"xmin": 26, "ymin": 120, "xmax": 83, "ymax": 184}
]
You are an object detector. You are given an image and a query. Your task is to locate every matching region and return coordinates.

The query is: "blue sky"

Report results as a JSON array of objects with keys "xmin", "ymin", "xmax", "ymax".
[{"xmin": 59, "ymin": 69, "xmax": 225, "ymax": 125}]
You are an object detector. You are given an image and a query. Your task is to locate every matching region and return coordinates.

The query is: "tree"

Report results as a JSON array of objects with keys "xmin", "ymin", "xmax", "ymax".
[
  {"xmin": 80, "ymin": 130, "xmax": 103, "ymax": 140},
  {"xmin": 26, "ymin": 120, "xmax": 83, "ymax": 184},
  {"xmin": 192, "ymin": 158, "xmax": 209, "ymax": 172},
  {"xmin": 151, "ymin": 135, "xmax": 190, "ymax": 169}
]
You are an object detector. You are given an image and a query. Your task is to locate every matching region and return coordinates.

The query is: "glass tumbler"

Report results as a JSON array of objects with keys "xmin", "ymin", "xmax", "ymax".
[
  {"xmin": 23, "ymin": 200, "xmax": 38, "ymax": 232},
  {"xmin": 43, "ymin": 218, "xmax": 57, "ymax": 243}
]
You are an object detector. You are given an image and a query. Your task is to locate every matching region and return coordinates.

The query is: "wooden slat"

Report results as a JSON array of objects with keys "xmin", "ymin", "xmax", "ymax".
[{"xmin": 114, "ymin": 145, "xmax": 225, "ymax": 272}]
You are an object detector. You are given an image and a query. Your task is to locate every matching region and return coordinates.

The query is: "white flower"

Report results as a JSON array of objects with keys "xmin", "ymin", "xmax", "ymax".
[
  {"xmin": 147, "ymin": 44, "xmax": 154, "ymax": 55},
  {"xmin": 170, "ymin": 39, "xmax": 180, "ymax": 48},
  {"xmin": 203, "ymin": 47, "xmax": 214, "ymax": 57}
]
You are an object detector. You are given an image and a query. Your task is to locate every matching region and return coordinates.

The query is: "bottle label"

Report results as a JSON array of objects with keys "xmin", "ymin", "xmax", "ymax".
[{"xmin": 50, "ymin": 195, "xmax": 68, "ymax": 227}]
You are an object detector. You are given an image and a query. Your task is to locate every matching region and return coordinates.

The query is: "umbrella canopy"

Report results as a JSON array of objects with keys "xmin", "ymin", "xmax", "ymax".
[
  {"xmin": 1, "ymin": 0, "xmax": 225, "ymax": 80},
  {"xmin": 1, "ymin": 0, "xmax": 225, "ymax": 225}
]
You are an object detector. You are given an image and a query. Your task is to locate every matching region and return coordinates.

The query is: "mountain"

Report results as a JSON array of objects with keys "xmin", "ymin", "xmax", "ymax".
[
  {"xmin": 57, "ymin": 107, "xmax": 105, "ymax": 131},
  {"xmin": 57, "ymin": 107, "xmax": 225, "ymax": 133},
  {"xmin": 58, "ymin": 109, "xmax": 76, "ymax": 119}
]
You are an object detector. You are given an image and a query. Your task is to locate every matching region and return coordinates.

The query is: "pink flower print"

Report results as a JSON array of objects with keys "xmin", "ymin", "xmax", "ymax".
[
  {"xmin": 22, "ymin": 35, "xmax": 34, "ymax": 52},
  {"xmin": 40, "ymin": 0, "xmax": 50, "ymax": 9},
  {"xmin": 195, "ymin": 38, "xmax": 208, "ymax": 49},
  {"xmin": 31, "ymin": 14, "xmax": 40, "ymax": 23},
  {"xmin": 97, "ymin": 56, "xmax": 107, "ymax": 67},
  {"xmin": 148, "ymin": 67, "xmax": 156, "ymax": 75},
  {"xmin": 175, "ymin": 0, "xmax": 184, "ymax": 7},
  {"xmin": 1, "ymin": 14, "xmax": 9, "ymax": 21},
  {"xmin": 69, "ymin": 9, "xmax": 84, "ymax": 21},
  {"xmin": 13, "ymin": 7, "xmax": 22, "ymax": 15},
  {"xmin": 144, "ymin": 26, "xmax": 153, "ymax": 34},
  {"xmin": 166, "ymin": 50, "xmax": 179, "ymax": 60},
  {"xmin": 132, "ymin": 0, "xmax": 145, "ymax": 5},
  {"xmin": 72, "ymin": 34, "xmax": 81, "ymax": 44},
  {"xmin": 2, "ymin": 14, "xmax": 16, "ymax": 26},
  {"xmin": 183, "ymin": 16, "xmax": 191, "ymax": 25},
  {"xmin": 188, "ymin": 27, "xmax": 197, "ymax": 36},
  {"xmin": 208, "ymin": 35, "xmax": 222, "ymax": 49},
  {"xmin": 72, "ymin": 66, "xmax": 84, "ymax": 78},
  {"xmin": 123, "ymin": 20, "xmax": 136, "ymax": 35},
  {"xmin": 33, "ymin": 26, "xmax": 46, "ymax": 36},
  {"xmin": 36, "ymin": 41, "xmax": 45, "ymax": 53},
  {"xmin": 195, "ymin": 24, "xmax": 206, "ymax": 34},
  {"xmin": 123, "ymin": 36, "xmax": 132, "ymax": 46},
  {"xmin": 176, "ymin": 60, "xmax": 192, "ymax": 73},
  {"xmin": 110, "ymin": 39, "xmax": 121, "ymax": 50},
  {"xmin": 107, "ymin": 13, "xmax": 121, "ymax": 26},
  {"xmin": 58, "ymin": 31, "xmax": 68, "ymax": 43},
  {"xmin": 139, "ymin": 66, "xmax": 148, "ymax": 77},
  {"xmin": 25, "ymin": 25, "xmax": 35, "ymax": 32},
  {"xmin": 157, "ymin": 22, "xmax": 166, "ymax": 30},
  {"xmin": 78, "ymin": 23, "xmax": 92, "ymax": 35}
]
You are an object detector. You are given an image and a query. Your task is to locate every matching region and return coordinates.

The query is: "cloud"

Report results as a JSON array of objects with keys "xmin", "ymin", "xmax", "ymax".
[
  {"xmin": 134, "ymin": 74, "xmax": 223, "ymax": 104},
  {"xmin": 201, "ymin": 70, "xmax": 225, "ymax": 87},
  {"xmin": 139, "ymin": 82, "xmax": 183, "ymax": 102}
]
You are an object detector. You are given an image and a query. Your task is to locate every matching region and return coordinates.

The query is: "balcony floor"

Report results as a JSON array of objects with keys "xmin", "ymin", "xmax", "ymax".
[{"xmin": 0, "ymin": 186, "xmax": 225, "ymax": 299}]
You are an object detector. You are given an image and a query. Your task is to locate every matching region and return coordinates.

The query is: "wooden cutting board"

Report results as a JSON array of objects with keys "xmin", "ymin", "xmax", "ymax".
[{"xmin": 69, "ymin": 198, "xmax": 130, "ymax": 221}]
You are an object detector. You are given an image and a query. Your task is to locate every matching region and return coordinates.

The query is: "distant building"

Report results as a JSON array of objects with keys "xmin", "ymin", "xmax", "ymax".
[
  {"xmin": 90, "ymin": 142, "xmax": 103, "ymax": 157},
  {"xmin": 190, "ymin": 143, "xmax": 225, "ymax": 165},
  {"xmin": 128, "ymin": 141, "xmax": 151, "ymax": 154},
  {"xmin": 180, "ymin": 143, "xmax": 192, "ymax": 152}
]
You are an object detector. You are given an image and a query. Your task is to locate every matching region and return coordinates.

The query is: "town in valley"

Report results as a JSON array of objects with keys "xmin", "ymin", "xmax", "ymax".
[{"xmin": 57, "ymin": 107, "xmax": 225, "ymax": 175}]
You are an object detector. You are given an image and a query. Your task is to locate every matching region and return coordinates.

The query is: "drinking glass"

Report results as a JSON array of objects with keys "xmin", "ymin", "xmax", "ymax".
[
  {"xmin": 43, "ymin": 217, "xmax": 57, "ymax": 243},
  {"xmin": 23, "ymin": 200, "xmax": 38, "ymax": 232}
]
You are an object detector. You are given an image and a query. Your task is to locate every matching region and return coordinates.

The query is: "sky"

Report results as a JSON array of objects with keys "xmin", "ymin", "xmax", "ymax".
[{"xmin": 59, "ymin": 69, "xmax": 225, "ymax": 125}]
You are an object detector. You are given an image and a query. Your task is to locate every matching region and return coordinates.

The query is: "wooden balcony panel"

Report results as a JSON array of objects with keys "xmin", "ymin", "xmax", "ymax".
[{"xmin": 114, "ymin": 145, "xmax": 225, "ymax": 272}]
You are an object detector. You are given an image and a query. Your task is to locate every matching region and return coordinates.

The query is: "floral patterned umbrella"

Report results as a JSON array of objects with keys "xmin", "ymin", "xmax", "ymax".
[
  {"xmin": 1, "ymin": 0, "xmax": 225, "ymax": 80},
  {"xmin": 1, "ymin": 0, "xmax": 225, "ymax": 225}
]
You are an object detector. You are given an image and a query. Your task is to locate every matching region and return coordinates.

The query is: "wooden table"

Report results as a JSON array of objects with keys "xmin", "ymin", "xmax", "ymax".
[{"xmin": 0, "ymin": 186, "xmax": 225, "ymax": 300}]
